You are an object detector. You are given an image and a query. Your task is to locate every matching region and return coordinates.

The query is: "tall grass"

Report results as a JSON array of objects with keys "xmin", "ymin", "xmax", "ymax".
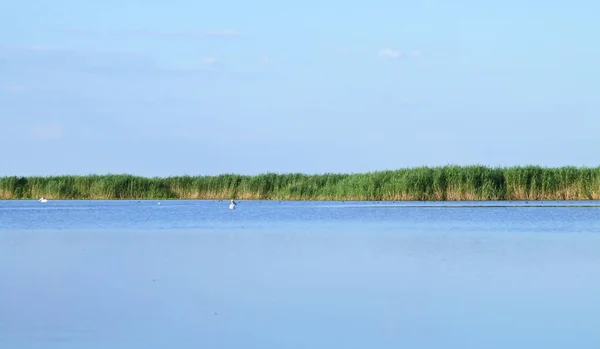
[{"xmin": 2, "ymin": 166, "xmax": 600, "ymax": 200}]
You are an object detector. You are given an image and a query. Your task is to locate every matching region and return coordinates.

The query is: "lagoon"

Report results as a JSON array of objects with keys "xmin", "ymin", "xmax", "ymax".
[{"xmin": 1, "ymin": 200, "xmax": 600, "ymax": 348}]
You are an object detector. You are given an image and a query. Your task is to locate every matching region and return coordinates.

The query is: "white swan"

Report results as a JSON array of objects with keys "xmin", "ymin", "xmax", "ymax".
[
  {"xmin": 39, "ymin": 197, "xmax": 48, "ymax": 203},
  {"xmin": 229, "ymin": 199, "xmax": 237, "ymax": 210}
]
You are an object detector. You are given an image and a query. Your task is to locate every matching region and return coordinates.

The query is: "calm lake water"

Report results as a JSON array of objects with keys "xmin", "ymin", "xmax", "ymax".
[{"xmin": 1, "ymin": 200, "xmax": 600, "ymax": 349}]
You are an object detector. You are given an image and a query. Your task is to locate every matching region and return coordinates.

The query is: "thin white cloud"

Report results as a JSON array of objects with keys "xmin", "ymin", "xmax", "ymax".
[
  {"xmin": 77, "ymin": 126, "xmax": 106, "ymax": 140},
  {"xmin": 202, "ymin": 57, "xmax": 217, "ymax": 64},
  {"xmin": 29, "ymin": 124, "xmax": 64, "ymax": 140},
  {"xmin": 377, "ymin": 48, "xmax": 424, "ymax": 59},
  {"xmin": 202, "ymin": 30, "xmax": 240, "ymax": 37},
  {"xmin": 4, "ymin": 85, "xmax": 26, "ymax": 93},
  {"xmin": 1, "ymin": 45, "xmax": 206, "ymax": 75},
  {"xmin": 173, "ymin": 128, "xmax": 202, "ymax": 141},
  {"xmin": 0, "ymin": 45, "xmax": 52, "ymax": 53},
  {"xmin": 410, "ymin": 49, "xmax": 423, "ymax": 58},
  {"xmin": 378, "ymin": 48, "xmax": 402, "ymax": 59},
  {"xmin": 24, "ymin": 45, "xmax": 47, "ymax": 51},
  {"xmin": 59, "ymin": 28, "xmax": 242, "ymax": 39}
]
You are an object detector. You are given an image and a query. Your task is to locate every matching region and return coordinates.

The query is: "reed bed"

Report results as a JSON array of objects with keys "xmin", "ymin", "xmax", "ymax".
[{"xmin": 2, "ymin": 165, "xmax": 600, "ymax": 200}]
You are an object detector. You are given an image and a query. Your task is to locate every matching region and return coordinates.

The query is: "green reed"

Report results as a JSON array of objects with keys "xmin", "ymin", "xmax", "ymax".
[{"xmin": 2, "ymin": 165, "xmax": 600, "ymax": 200}]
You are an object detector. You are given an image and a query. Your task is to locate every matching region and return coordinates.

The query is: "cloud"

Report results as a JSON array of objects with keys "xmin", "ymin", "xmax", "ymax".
[
  {"xmin": 3, "ymin": 85, "xmax": 26, "ymax": 93},
  {"xmin": 202, "ymin": 57, "xmax": 217, "ymax": 64},
  {"xmin": 201, "ymin": 30, "xmax": 240, "ymax": 37},
  {"xmin": 0, "ymin": 45, "xmax": 203, "ymax": 76},
  {"xmin": 29, "ymin": 124, "xmax": 64, "ymax": 140},
  {"xmin": 377, "ymin": 48, "xmax": 424, "ymax": 59},
  {"xmin": 22, "ymin": 45, "xmax": 47, "ymax": 52},
  {"xmin": 172, "ymin": 128, "xmax": 202, "ymax": 141},
  {"xmin": 409, "ymin": 49, "xmax": 423, "ymax": 58},
  {"xmin": 76, "ymin": 126, "xmax": 106, "ymax": 141},
  {"xmin": 378, "ymin": 48, "xmax": 402, "ymax": 59},
  {"xmin": 59, "ymin": 28, "xmax": 242, "ymax": 39},
  {"xmin": 2, "ymin": 45, "xmax": 156, "ymax": 66},
  {"xmin": 0, "ymin": 45, "xmax": 273, "ymax": 102},
  {"xmin": 1, "ymin": 46, "xmax": 229, "ymax": 76}
]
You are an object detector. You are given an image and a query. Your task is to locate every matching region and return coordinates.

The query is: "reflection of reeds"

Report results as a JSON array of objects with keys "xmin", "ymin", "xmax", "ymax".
[{"xmin": 2, "ymin": 165, "xmax": 599, "ymax": 200}]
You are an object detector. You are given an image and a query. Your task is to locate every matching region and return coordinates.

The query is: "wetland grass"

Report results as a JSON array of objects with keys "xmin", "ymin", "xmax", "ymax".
[{"xmin": 2, "ymin": 165, "xmax": 600, "ymax": 201}]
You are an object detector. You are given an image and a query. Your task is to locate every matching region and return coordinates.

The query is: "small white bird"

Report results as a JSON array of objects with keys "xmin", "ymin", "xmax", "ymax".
[
  {"xmin": 229, "ymin": 199, "xmax": 237, "ymax": 210},
  {"xmin": 39, "ymin": 197, "xmax": 48, "ymax": 203}
]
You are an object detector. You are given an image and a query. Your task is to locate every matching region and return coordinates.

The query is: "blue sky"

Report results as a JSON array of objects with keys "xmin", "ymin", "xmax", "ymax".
[{"xmin": 1, "ymin": 0, "xmax": 599, "ymax": 176}]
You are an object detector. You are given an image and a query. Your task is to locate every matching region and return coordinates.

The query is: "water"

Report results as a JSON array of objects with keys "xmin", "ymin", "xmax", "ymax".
[{"xmin": 1, "ymin": 200, "xmax": 600, "ymax": 349}]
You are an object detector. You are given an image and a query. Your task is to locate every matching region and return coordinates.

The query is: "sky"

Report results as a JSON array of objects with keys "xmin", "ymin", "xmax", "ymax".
[{"xmin": 1, "ymin": 0, "xmax": 599, "ymax": 176}]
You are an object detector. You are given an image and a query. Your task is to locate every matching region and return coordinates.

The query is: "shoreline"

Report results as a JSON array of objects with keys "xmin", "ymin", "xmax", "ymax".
[
  {"xmin": 3, "ymin": 198, "xmax": 600, "ymax": 202},
  {"xmin": 4, "ymin": 198, "xmax": 600, "ymax": 209}
]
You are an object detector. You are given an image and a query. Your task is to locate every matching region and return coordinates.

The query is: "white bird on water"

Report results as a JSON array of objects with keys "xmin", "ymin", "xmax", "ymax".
[
  {"xmin": 39, "ymin": 197, "xmax": 48, "ymax": 203},
  {"xmin": 229, "ymin": 199, "xmax": 237, "ymax": 210}
]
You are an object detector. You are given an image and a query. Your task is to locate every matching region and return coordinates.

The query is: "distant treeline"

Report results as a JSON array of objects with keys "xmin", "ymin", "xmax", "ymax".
[{"xmin": 1, "ymin": 165, "xmax": 600, "ymax": 200}]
